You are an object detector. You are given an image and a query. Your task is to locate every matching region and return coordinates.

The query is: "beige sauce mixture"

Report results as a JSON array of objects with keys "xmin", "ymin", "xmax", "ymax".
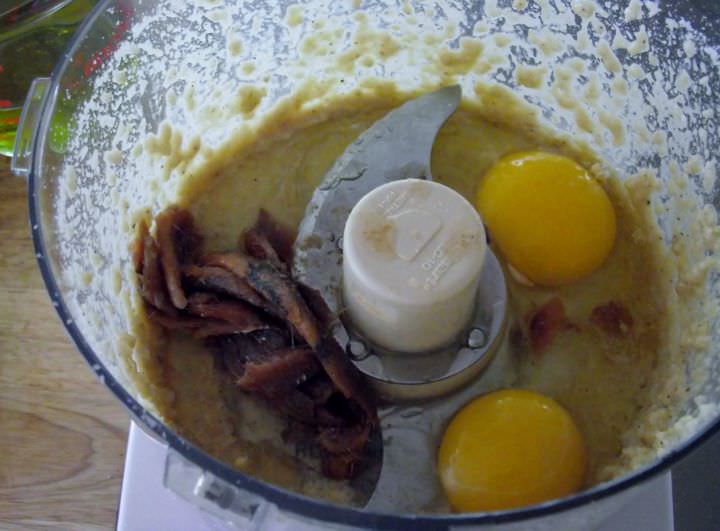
[{"xmin": 137, "ymin": 92, "xmax": 671, "ymax": 504}]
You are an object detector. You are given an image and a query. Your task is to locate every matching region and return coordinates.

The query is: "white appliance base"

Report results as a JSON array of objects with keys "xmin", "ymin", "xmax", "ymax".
[{"xmin": 118, "ymin": 422, "xmax": 674, "ymax": 531}]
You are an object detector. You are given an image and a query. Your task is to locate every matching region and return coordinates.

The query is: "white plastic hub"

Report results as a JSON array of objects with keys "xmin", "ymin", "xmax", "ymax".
[{"xmin": 342, "ymin": 179, "xmax": 487, "ymax": 353}]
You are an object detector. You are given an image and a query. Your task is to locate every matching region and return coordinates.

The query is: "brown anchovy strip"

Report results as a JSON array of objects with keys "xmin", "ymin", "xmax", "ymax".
[
  {"xmin": 253, "ymin": 208, "xmax": 295, "ymax": 265},
  {"xmin": 202, "ymin": 253, "xmax": 322, "ymax": 349},
  {"xmin": 235, "ymin": 347, "xmax": 320, "ymax": 394},
  {"xmin": 244, "ymin": 227, "xmax": 287, "ymax": 272},
  {"xmin": 155, "ymin": 207, "xmax": 203, "ymax": 309},
  {"xmin": 182, "ymin": 264, "xmax": 269, "ymax": 310},
  {"xmin": 134, "ymin": 206, "xmax": 376, "ymax": 479},
  {"xmin": 140, "ymin": 233, "xmax": 176, "ymax": 315},
  {"xmin": 186, "ymin": 292, "xmax": 268, "ymax": 333}
]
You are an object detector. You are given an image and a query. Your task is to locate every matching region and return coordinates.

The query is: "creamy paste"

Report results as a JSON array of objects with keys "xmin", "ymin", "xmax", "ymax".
[{"xmin": 132, "ymin": 92, "xmax": 670, "ymax": 503}]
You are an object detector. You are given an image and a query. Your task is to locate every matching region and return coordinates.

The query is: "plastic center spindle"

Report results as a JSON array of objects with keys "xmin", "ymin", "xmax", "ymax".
[{"xmin": 342, "ymin": 178, "xmax": 487, "ymax": 353}]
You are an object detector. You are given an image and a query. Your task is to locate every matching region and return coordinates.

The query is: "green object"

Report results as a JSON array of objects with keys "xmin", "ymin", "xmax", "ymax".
[
  {"xmin": 0, "ymin": 0, "xmax": 96, "ymax": 157},
  {"xmin": 0, "ymin": 106, "xmax": 21, "ymax": 157}
]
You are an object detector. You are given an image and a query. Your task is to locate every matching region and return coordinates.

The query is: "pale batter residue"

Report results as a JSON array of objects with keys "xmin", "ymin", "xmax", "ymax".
[
  {"xmin": 52, "ymin": 0, "xmax": 720, "ymax": 513},
  {"xmin": 134, "ymin": 91, "xmax": 673, "ymax": 495}
]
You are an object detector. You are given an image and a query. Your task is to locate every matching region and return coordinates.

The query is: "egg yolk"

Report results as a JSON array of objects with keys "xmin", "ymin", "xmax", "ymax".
[
  {"xmin": 437, "ymin": 389, "xmax": 587, "ymax": 512},
  {"xmin": 475, "ymin": 151, "xmax": 616, "ymax": 286}
]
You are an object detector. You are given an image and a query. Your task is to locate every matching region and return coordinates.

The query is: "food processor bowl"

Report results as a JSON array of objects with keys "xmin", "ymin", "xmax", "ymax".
[{"xmin": 14, "ymin": 0, "xmax": 720, "ymax": 528}]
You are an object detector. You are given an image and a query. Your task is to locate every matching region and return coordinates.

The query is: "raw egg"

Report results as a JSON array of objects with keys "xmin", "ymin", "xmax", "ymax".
[
  {"xmin": 475, "ymin": 151, "xmax": 616, "ymax": 286},
  {"xmin": 437, "ymin": 389, "xmax": 586, "ymax": 512}
]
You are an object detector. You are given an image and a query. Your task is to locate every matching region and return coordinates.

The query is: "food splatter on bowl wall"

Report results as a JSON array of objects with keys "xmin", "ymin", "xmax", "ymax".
[{"xmin": 30, "ymin": 0, "xmax": 720, "ymax": 527}]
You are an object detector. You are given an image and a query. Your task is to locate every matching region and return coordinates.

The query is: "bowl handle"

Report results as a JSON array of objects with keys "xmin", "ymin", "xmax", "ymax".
[{"xmin": 11, "ymin": 77, "xmax": 50, "ymax": 178}]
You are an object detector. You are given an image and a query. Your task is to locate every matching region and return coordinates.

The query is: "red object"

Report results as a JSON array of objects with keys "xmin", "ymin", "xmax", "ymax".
[
  {"xmin": 528, "ymin": 297, "xmax": 568, "ymax": 352},
  {"xmin": 0, "ymin": 99, "xmax": 13, "ymax": 108},
  {"xmin": 0, "ymin": 115, "xmax": 19, "ymax": 126},
  {"xmin": 83, "ymin": 2, "xmax": 133, "ymax": 78}
]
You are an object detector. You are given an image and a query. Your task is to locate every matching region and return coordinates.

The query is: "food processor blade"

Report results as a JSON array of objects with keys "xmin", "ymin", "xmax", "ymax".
[{"xmin": 292, "ymin": 85, "xmax": 461, "ymax": 338}]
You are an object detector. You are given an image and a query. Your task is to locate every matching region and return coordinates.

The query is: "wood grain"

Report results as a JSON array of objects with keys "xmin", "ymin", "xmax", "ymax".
[{"xmin": 0, "ymin": 158, "xmax": 130, "ymax": 530}]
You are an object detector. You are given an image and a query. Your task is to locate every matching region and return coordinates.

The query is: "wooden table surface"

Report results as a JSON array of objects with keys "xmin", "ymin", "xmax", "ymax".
[{"xmin": 0, "ymin": 158, "xmax": 130, "ymax": 530}]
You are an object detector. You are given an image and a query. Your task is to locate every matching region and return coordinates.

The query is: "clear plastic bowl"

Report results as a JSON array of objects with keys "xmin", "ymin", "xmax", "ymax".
[{"xmin": 14, "ymin": 0, "xmax": 720, "ymax": 528}]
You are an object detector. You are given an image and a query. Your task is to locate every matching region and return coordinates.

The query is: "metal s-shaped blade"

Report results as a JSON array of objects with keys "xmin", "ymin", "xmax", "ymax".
[{"xmin": 292, "ymin": 86, "xmax": 461, "ymax": 328}]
